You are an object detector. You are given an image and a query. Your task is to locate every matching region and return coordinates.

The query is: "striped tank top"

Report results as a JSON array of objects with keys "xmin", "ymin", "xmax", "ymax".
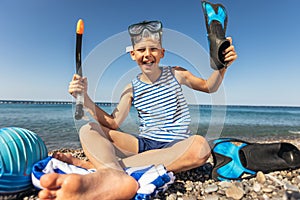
[{"xmin": 132, "ymin": 66, "xmax": 192, "ymax": 142}]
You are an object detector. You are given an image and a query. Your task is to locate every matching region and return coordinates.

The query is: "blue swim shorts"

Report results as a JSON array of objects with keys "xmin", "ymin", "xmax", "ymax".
[{"xmin": 138, "ymin": 137, "xmax": 183, "ymax": 153}]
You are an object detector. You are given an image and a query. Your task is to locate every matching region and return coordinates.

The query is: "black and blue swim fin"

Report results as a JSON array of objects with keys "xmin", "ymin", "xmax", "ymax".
[
  {"xmin": 201, "ymin": 0, "xmax": 230, "ymax": 70},
  {"xmin": 210, "ymin": 138, "xmax": 300, "ymax": 181}
]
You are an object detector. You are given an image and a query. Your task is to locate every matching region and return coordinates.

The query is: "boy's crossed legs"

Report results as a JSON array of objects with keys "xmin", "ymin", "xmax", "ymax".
[{"xmin": 38, "ymin": 122, "xmax": 210, "ymax": 200}]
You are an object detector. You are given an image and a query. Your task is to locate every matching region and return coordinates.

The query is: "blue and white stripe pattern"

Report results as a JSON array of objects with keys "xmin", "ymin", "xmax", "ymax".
[
  {"xmin": 126, "ymin": 164, "xmax": 175, "ymax": 200},
  {"xmin": 31, "ymin": 157, "xmax": 175, "ymax": 200},
  {"xmin": 31, "ymin": 156, "xmax": 95, "ymax": 189},
  {"xmin": 132, "ymin": 66, "xmax": 192, "ymax": 142}
]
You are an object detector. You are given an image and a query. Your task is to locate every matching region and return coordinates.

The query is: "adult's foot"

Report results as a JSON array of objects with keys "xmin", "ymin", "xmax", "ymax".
[{"xmin": 38, "ymin": 168, "xmax": 139, "ymax": 200}]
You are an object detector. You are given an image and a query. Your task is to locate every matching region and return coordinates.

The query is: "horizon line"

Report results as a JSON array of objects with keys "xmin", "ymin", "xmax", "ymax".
[{"xmin": 0, "ymin": 99, "xmax": 299, "ymax": 108}]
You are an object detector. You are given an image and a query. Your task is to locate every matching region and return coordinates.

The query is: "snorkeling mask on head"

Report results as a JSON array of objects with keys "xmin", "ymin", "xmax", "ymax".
[{"xmin": 128, "ymin": 20, "xmax": 163, "ymax": 46}]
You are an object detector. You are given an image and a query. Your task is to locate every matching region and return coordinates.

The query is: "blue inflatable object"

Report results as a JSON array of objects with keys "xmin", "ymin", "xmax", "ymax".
[{"xmin": 0, "ymin": 127, "xmax": 48, "ymax": 194}]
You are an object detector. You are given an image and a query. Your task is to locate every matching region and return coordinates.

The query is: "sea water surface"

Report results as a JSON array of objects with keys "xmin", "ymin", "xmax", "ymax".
[{"xmin": 0, "ymin": 101, "xmax": 300, "ymax": 151}]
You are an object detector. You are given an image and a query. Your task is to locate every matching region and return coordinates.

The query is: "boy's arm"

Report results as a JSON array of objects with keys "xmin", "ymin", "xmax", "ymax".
[
  {"xmin": 69, "ymin": 74, "xmax": 132, "ymax": 129},
  {"xmin": 174, "ymin": 67, "xmax": 226, "ymax": 93},
  {"xmin": 85, "ymin": 84, "xmax": 133, "ymax": 130},
  {"xmin": 174, "ymin": 37, "xmax": 237, "ymax": 93}
]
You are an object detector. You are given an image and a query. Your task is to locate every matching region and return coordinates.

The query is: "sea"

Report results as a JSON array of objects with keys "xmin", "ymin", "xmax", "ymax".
[{"xmin": 0, "ymin": 100, "xmax": 300, "ymax": 151}]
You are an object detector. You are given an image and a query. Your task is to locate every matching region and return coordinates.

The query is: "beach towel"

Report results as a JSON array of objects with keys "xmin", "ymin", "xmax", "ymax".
[{"xmin": 32, "ymin": 156, "xmax": 175, "ymax": 200}]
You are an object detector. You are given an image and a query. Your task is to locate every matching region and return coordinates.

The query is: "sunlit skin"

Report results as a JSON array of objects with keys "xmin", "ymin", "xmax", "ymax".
[{"xmin": 130, "ymin": 39, "xmax": 165, "ymax": 83}]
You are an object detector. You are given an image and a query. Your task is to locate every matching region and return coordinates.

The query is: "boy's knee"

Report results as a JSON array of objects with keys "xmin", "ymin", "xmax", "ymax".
[
  {"xmin": 79, "ymin": 122, "xmax": 112, "ymax": 141},
  {"xmin": 190, "ymin": 135, "xmax": 211, "ymax": 162},
  {"xmin": 79, "ymin": 122, "xmax": 100, "ymax": 138}
]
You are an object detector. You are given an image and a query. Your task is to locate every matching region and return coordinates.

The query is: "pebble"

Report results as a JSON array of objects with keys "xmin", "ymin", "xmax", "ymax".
[
  {"xmin": 205, "ymin": 194, "xmax": 219, "ymax": 200},
  {"xmin": 262, "ymin": 187, "xmax": 273, "ymax": 193},
  {"xmin": 253, "ymin": 182, "xmax": 261, "ymax": 192},
  {"xmin": 284, "ymin": 183, "xmax": 299, "ymax": 192},
  {"xmin": 225, "ymin": 185, "xmax": 244, "ymax": 200},
  {"xmin": 204, "ymin": 184, "xmax": 218, "ymax": 194},
  {"xmin": 256, "ymin": 171, "xmax": 266, "ymax": 184},
  {"xmin": 218, "ymin": 181, "xmax": 232, "ymax": 189},
  {"xmin": 166, "ymin": 193, "xmax": 177, "ymax": 200}
]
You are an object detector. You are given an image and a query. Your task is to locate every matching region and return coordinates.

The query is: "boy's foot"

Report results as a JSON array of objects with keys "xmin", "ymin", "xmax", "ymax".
[
  {"xmin": 52, "ymin": 152, "xmax": 94, "ymax": 169},
  {"xmin": 38, "ymin": 168, "xmax": 138, "ymax": 200}
]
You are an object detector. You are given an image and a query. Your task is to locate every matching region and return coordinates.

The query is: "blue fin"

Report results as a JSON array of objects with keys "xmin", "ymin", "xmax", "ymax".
[
  {"xmin": 211, "ymin": 138, "xmax": 300, "ymax": 181},
  {"xmin": 211, "ymin": 138, "xmax": 255, "ymax": 181},
  {"xmin": 201, "ymin": 0, "xmax": 230, "ymax": 70}
]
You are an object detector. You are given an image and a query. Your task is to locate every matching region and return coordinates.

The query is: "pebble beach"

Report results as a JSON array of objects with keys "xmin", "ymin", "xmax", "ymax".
[{"xmin": 2, "ymin": 138, "xmax": 300, "ymax": 200}]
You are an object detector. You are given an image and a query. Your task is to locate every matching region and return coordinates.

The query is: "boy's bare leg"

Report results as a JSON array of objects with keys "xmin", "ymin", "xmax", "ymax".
[
  {"xmin": 38, "ymin": 122, "xmax": 139, "ymax": 200},
  {"xmin": 52, "ymin": 152, "xmax": 95, "ymax": 169},
  {"xmin": 52, "ymin": 123, "xmax": 210, "ymax": 173},
  {"xmin": 121, "ymin": 135, "xmax": 211, "ymax": 173},
  {"xmin": 78, "ymin": 123, "xmax": 210, "ymax": 173},
  {"xmin": 104, "ymin": 125, "xmax": 211, "ymax": 173},
  {"xmin": 103, "ymin": 126, "xmax": 211, "ymax": 172}
]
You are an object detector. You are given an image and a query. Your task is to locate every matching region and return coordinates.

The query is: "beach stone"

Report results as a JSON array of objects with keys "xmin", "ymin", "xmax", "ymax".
[
  {"xmin": 205, "ymin": 194, "xmax": 219, "ymax": 200},
  {"xmin": 286, "ymin": 171, "xmax": 293, "ymax": 179},
  {"xmin": 271, "ymin": 191, "xmax": 278, "ymax": 197},
  {"xmin": 262, "ymin": 187, "xmax": 273, "ymax": 193},
  {"xmin": 262, "ymin": 193, "xmax": 270, "ymax": 200},
  {"xmin": 166, "ymin": 193, "xmax": 177, "ymax": 200},
  {"xmin": 256, "ymin": 171, "xmax": 266, "ymax": 184},
  {"xmin": 176, "ymin": 191, "xmax": 183, "ymax": 196},
  {"xmin": 281, "ymin": 171, "xmax": 287, "ymax": 176},
  {"xmin": 225, "ymin": 185, "xmax": 244, "ymax": 200},
  {"xmin": 204, "ymin": 184, "xmax": 218, "ymax": 193},
  {"xmin": 243, "ymin": 186, "xmax": 251, "ymax": 195},
  {"xmin": 218, "ymin": 181, "xmax": 232, "ymax": 188},
  {"xmin": 292, "ymin": 176, "xmax": 300, "ymax": 185},
  {"xmin": 284, "ymin": 182, "xmax": 299, "ymax": 192},
  {"xmin": 182, "ymin": 195, "xmax": 197, "ymax": 200},
  {"xmin": 250, "ymin": 192, "xmax": 258, "ymax": 199},
  {"xmin": 234, "ymin": 182, "xmax": 243, "ymax": 189},
  {"xmin": 185, "ymin": 184, "xmax": 193, "ymax": 191},
  {"xmin": 253, "ymin": 182, "xmax": 261, "ymax": 192}
]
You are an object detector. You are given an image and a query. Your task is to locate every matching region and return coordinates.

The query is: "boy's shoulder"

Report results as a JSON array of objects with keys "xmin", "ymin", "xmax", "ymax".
[{"xmin": 172, "ymin": 66, "xmax": 188, "ymax": 73}]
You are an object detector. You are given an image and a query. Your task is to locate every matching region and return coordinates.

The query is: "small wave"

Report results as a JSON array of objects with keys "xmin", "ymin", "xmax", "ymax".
[{"xmin": 288, "ymin": 130, "xmax": 300, "ymax": 134}]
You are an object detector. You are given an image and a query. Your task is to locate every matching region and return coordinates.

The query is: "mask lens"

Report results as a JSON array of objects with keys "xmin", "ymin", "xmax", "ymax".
[{"xmin": 145, "ymin": 21, "xmax": 162, "ymax": 32}]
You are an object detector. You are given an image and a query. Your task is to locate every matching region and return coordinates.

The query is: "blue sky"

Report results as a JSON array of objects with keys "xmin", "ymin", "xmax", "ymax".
[{"xmin": 1, "ymin": 0, "xmax": 299, "ymax": 106}]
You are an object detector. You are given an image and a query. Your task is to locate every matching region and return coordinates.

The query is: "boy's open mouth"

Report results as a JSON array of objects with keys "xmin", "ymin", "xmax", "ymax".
[{"xmin": 142, "ymin": 61, "xmax": 155, "ymax": 66}]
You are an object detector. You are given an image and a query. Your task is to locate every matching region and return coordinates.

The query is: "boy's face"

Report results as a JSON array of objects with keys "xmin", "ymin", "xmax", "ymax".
[{"xmin": 130, "ymin": 38, "xmax": 165, "ymax": 72}]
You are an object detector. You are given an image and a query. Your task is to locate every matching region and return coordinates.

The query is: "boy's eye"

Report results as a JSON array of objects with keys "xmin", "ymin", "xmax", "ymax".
[
  {"xmin": 136, "ymin": 48, "xmax": 146, "ymax": 52},
  {"xmin": 135, "ymin": 47, "xmax": 160, "ymax": 53}
]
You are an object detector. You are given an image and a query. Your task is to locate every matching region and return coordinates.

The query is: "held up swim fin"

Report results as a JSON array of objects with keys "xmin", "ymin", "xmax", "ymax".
[
  {"xmin": 210, "ymin": 138, "xmax": 300, "ymax": 181},
  {"xmin": 201, "ymin": 0, "xmax": 230, "ymax": 70}
]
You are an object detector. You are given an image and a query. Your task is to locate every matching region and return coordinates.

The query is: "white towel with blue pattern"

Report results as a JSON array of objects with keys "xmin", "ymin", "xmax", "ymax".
[{"xmin": 31, "ymin": 156, "xmax": 175, "ymax": 200}]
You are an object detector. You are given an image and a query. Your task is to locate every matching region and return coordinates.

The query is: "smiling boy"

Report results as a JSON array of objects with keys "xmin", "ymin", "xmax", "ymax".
[{"xmin": 38, "ymin": 20, "xmax": 237, "ymax": 200}]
